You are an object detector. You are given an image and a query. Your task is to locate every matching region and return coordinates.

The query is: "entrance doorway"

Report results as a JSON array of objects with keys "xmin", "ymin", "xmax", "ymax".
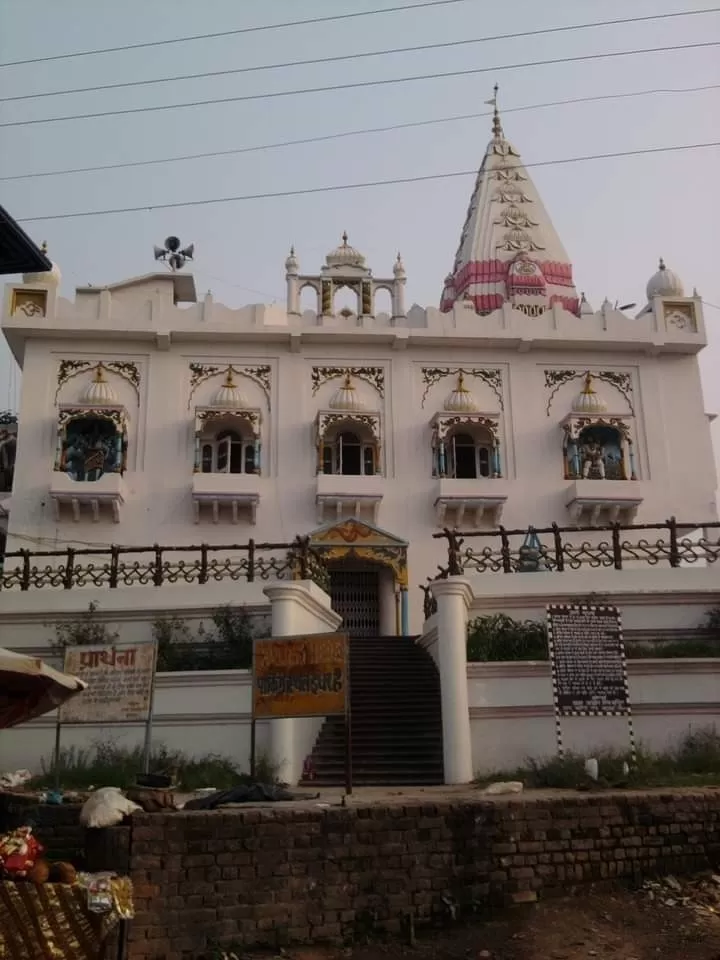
[{"xmin": 329, "ymin": 567, "xmax": 380, "ymax": 638}]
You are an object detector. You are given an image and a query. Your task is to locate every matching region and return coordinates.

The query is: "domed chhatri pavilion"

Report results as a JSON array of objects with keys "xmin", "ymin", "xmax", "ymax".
[{"xmin": 1, "ymin": 105, "xmax": 715, "ymax": 635}]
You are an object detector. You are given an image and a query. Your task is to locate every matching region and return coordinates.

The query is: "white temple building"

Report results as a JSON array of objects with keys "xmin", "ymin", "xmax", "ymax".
[{"xmin": 2, "ymin": 105, "xmax": 716, "ymax": 636}]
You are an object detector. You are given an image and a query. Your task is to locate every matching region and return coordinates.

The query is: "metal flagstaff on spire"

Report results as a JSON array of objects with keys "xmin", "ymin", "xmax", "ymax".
[{"xmin": 484, "ymin": 83, "xmax": 503, "ymax": 139}]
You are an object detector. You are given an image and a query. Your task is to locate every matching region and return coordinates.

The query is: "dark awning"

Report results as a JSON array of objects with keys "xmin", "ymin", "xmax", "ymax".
[{"xmin": 0, "ymin": 205, "xmax": 52, "ymax": 276}]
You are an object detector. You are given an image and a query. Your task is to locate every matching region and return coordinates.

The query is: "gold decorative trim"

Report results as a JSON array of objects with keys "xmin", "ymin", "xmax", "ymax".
[
  {"xmin": 317, "ymin": 411, "xmax": 381, "ymax": 441},
  {"xmin": 195, "ymin": 407, "xmax": 261, "ymax": 438},
  {"xmin": 311, "ymin": 366, "xmax": 385, "ymax": 398},
  {"xmin": 544, "ymin": 369, "xmax": 634, "ymax": 416},
  {"xmin": 55, "ymin": 360, "xmax": 140, "ymax": 403},
  {"xmin": 188, "ymin": 363, "xmax": 271, "ymax": 408},
  {"xmin": 432, "ymin": 412, "xmax": 500, "ymax": 441},
  {"xmin": 11, "ymin": 289, "xmax": 47, "ymax": 318},
  {"xmin": 421, "ymin": 367, "xmax": 503, "ymax": 409}
]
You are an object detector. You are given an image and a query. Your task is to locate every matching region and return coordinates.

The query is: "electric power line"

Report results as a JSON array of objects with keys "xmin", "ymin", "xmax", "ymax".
[
  {"xmin": 0, "ymin": 0, "xmax": 474, "ymax": 68},
  {"xmin": 2, "ymin": 41, "xmax": 716, "ymax": 130},
  {"xmin": 2, "ymin": 9, "xmax": 717, "ymax": 103},
  {"xmin": 3, "ymin": 84, "xmax": 718, "ymax": 183},
  {"xmin": 17, "ymin": 141, "xmax": 720, "ymax": 224}
]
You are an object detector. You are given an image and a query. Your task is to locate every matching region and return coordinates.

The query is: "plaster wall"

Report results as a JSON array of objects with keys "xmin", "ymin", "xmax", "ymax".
[
  {"xmin": 3, "ymin": 281, "xmax": 717, "ymax": 635},
  {"xmin": 468, "ymin": 660, "xmax": 719, "ymax": 774}
]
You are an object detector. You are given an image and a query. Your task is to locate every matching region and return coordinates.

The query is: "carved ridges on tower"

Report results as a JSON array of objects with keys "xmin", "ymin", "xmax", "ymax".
[{"xmin": 441, "ymin": 109, "xmax": 579, "ymax": 318}]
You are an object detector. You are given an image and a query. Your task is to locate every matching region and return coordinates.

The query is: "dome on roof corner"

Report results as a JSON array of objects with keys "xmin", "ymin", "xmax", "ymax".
[
  {"xmin": 329, "ymin": 374, "xmax": 366, "ymax": 412},
  {"xmin": 325, "ymin": 232, "xmax": 366, "ymax": 269},
  {"xmin": 82, "ymin": 365, "xmax": 118, "ymax": 405},
  {"xmin": 444, "ymin": 373, "xmax": 479, "ymax": 413},
  {"xmin": 23, "ymin": 243, "xmax": 61, "ymax": 287},
  {"xmin": 572, "ymin": 374, "xmax": 607, "ymax": 415},
  {"xmin": 646, "ymin": 258, "xmax": 684, "ymax": 299},
  {"xmin": 213, "ymin": 370, "xmax": 248, "ymax": 409}
]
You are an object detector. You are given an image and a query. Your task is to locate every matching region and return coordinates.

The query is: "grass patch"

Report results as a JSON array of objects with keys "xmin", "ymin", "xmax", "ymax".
[
  {"xmin": 32, "ymin": 741, "xmax": 279, "ymax": 791},
  {"xmin": 476, "ymin": 727, "xmax": 720, "ymax": 790}
]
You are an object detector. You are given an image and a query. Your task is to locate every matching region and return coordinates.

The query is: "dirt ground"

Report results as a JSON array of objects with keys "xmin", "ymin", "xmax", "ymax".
[{"xmin": 262, "ymin": 875, "xmax": 720, "ymax": 960}]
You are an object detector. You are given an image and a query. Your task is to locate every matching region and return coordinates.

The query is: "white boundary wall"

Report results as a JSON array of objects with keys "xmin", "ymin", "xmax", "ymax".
[
  {"xmin": 0, "ymin": 579, "xmax": 339, "ymax": 785},
  {"xmin": 422, "ymin": 567, "xmax": 720, "ymax": 780}
]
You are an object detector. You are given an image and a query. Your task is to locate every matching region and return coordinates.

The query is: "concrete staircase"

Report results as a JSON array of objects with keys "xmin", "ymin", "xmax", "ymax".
[{"xmin": 300, "ymin": 635, "xmax": 444, "ymax": 787}]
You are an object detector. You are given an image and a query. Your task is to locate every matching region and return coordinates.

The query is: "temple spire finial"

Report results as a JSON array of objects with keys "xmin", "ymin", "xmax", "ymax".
[{"xmin": 490, "ymin": 83, "xmax": 503, "ymax": 140}]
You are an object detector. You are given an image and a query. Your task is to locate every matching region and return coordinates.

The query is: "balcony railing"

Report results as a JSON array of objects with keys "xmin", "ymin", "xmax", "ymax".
[
  {"xmin": 421, "ymin": 518, "xmax": 720, "ymax": 620},
  {"xmin": 0, "ymin": 536, "xmax": 329, "ymax": 593}
]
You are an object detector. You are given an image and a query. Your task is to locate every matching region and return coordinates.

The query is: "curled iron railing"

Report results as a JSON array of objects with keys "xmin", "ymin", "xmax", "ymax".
[
  {"xmin": 432, "ymin": 518, "xmax": 720, "ymax": 578},
  {"xmin": 419, "ymin": 518, "xmax": 720, "ymax": 620},
  {"xmin": 0, "ymin": 536, "xmax": 328, "ymax": 593}
]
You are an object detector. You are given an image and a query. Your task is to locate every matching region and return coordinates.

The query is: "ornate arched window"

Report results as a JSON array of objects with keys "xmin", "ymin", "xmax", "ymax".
[
  {"xmin": 446, "ymin": 430, "xmax": 494, "ymax": 479},
  {"xmin": 199, "ymin": 427, "xmax": 256, "ymax": 475},
  {"xmin": 570, "ymin": 425, "xmax": 626, "ymax": 481},
  {"xmin": 58, "ymin": 413, "xmax": 125, "ymax": 482},
  {"xmin": 322, "ymin": 429, "xmax": 376, "ymax": 476}
]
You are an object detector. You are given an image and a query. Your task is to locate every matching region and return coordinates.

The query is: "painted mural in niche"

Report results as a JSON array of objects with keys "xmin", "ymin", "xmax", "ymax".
[
  {"xmin": 544, "ymin": 369, "xmax": 634, "ymax": 416},
  {"xmin": 420, "ymin": 367, "xmax": 504, "ymax": 410},
  {"xmin": 311, "ymin": 366, "xmax": 385, "ymax": 399},
  {"xmin": 56, "ymin": 409, "xmax": 127, "ymax": 482}
]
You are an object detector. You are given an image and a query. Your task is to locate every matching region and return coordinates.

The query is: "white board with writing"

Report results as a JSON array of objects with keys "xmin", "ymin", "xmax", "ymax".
[{"xmin": 60, "ymin": 644, "xmax": 155, "ymax": 724}]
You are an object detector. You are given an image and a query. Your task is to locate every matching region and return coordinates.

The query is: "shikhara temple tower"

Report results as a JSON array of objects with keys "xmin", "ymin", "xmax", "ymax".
[{"xmin": 440, "ymin": 92, "xmax": 579, "ymax": 317}]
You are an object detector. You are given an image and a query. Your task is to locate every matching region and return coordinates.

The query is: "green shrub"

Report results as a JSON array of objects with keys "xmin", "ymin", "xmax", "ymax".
[
  {"xmin": 467, "ymin": 613, "xmax": 548, "ymax": 662},
  {"xmin": 476, "ymin": 727, "xmax": 720, "ymax": 789},
  {"xmin": 154, "ymin": 605, "xmax": 265, "ymax": 671},
  {"xmin": 33, "ymin": 740, "xmax": 278, "ymax": 791},
  {"xmin": 48, "ymin": 602, "xmax": 119, "ymax": 654}
]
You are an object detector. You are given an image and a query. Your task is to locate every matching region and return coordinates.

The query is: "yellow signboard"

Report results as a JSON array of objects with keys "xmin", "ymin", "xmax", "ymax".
[{"xmin": 253, "ymin": 633, "xmax": 347, "ymax": 719}]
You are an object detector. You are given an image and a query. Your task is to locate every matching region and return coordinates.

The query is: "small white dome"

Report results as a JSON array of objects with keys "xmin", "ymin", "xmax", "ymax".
[
  {"xmin": 285, "ymin": 245, "xmax": 298, "ymax": 274},
  {"xmin": 212, "ymin": 369, "xmax": 248, "ymax": 408},
  {"xmin": 646, "ymin": 258, "xmax": 684, "ymax": 299},
  {"xmin": 23, "ymin": 243, "xmax": 61, "ymax": 287},
  {"xmin": 325, "ymin": 232, "xmax": 366, "ymax": 269},
  {"xmin": 82, "ymin": 365, "xmax": 118, "ymax": 405},
  {"xmin": 393, "ymin": 252, "xmax": 406, "ymax": 279},
  {"xmin": 329, "ymin": 374, "xmax": 366, "ymax": 412},
  {"xmin": 444, "ymin": 372, "xmax": 479, "ymax": 413},
  {"xmin": 572, "ymin": 373, "xmax": 607, "ymax": 414},
  {"xmin": 579, "ymin": 292, "xmax": 594, "ymax": 316}
]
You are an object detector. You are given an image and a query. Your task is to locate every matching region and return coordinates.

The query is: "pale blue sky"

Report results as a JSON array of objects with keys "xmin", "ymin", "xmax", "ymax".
[{"xmin": 1, "ymin": 0, "xmax": 719, "ymax": 469}]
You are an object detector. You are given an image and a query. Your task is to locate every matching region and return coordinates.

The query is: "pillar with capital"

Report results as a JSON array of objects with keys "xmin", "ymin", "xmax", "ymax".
[{"xmin": 431, "ymin": 577, "xmax": 474, "ymax": 784}]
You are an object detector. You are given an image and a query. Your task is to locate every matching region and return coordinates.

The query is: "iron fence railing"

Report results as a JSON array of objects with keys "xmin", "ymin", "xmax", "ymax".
[
  {"xmin": 420, "ymin": 518, "xmax": 720, "ymax": 619},
  {"xmin": 0, "ymin": 536, "xmax": 329, "ymax": 593}
]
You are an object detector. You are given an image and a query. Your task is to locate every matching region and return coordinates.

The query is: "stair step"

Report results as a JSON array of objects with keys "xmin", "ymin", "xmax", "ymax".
[{"xmin": 302, "ymin": 635, "xmax": 443, "ymax": 787}]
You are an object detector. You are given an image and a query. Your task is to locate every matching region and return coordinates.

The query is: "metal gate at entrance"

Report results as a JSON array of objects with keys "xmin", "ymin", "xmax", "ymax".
[{"xmin": 328, "ymin": 568, "xmax": 380, "ymax": 638}]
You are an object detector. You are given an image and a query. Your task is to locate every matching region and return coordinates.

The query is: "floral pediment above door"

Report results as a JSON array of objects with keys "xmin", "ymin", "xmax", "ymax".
[{"xmin": 309, "ymin": 518, "xmax": 408, "ymax": 547}]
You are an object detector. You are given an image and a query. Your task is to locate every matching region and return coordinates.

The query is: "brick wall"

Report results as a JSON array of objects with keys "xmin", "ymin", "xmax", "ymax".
[
  {"xmin": 0, "ymin": 793, "xmax": 84, "ymax": 865},
  {"xmin": 111, "ymin": 791, "xmax": 720, "ymax": 960}
]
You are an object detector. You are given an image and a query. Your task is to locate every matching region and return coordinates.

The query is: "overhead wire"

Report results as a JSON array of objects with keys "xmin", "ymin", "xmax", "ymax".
[
  {"xmin": 2, "ymin": 9, "xmax": 717, "ymax": 103},
  {"xmin": 2, "ymin": 41, "xmax": 718, "ymax": 130},
  {"xmin": 0, "ymin": 0, "xmax": 475, "ymax": 67},
  {"xmin": 3, "ymin": 84, "xmax": 718, "ymax": 183},
  {"xmin": 17, "ymin": 141, "xmax": 720, "ymax": 223}
]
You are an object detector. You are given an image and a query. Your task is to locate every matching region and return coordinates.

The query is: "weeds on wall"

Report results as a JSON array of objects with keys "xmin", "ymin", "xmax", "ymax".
[
  {"xmin": 466, "ymin": 609, "xmax": 720, "ymax": 661},
  {"xmin": 476, "ymin": 727, "xmax": 720, "ymax": 789},
  {"xmin": 153, "ymin": 605, "xmax": 268, "ymax": 671},
  {"xmin": 48, "ymin": 601, "xmax": 119, "ymax": 654},
  {"xmin": 33, "ymin": 741, "xmax": 279, "ymax": 791},
  {"xmin": 467, "ymin": 614, "xmax": 548, "ymax": 662}
]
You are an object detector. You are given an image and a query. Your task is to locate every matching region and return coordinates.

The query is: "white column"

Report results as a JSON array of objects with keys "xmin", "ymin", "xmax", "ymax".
[
  {"xmin": 263, "ymin": 581, "xmax": 343, "ymax": 784},
  {"xmin": 286, "ymin": 274, "xmax": 299, "ymax": 314},
  {"xmin": 431, "ymin": 578, "xmax": 474, "ymax": 784}
]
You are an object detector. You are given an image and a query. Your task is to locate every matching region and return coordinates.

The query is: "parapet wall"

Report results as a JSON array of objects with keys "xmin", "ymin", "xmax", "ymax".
[{"xmin": 82, "ymin": 789, "xmax": 720, "ymax": 959}]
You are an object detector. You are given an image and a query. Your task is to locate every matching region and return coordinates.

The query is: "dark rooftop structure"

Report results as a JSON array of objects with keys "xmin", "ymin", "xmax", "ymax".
[{"xmin": 0, "ymin": 205, "xmax": 52, "ymax": 276}]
